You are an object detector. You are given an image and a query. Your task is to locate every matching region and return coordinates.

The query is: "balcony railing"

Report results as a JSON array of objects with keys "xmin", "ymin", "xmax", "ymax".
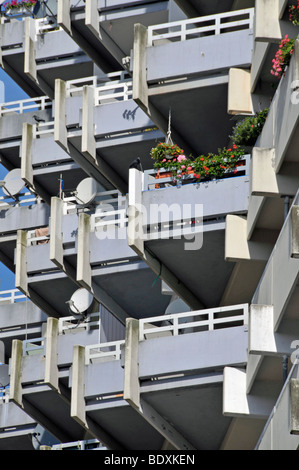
[
  {"xmin": 139, "ymin": 304, "xmax": 249, "ymax": 341},
  {"xmin": 0, "ymin": 96, "xmax": 52, "ymax": 117},
  {"xmin": 147, "ymin": 8, "xmax": 254, "ymax": 46},
  {"xmin": 0, "ymin": 289, "xmax": 27, "ymax": 304},
  {"xmin": 85, "ymin": 340, "xmax": 125, "ymax": 364}
]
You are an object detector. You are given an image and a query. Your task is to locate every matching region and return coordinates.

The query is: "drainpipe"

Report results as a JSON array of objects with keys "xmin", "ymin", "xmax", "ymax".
[{"xmin": 282, "ymin": 196, "xmax": 290, "ymax": 383}]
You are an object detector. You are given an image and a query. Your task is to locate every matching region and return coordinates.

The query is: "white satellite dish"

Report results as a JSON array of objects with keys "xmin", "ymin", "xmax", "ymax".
[
  {"xmin": 75, "ymin": 177, "xmax": 98, "ymax": 205},
  {"xmin": 2, "ymin": 169, "xmax": 25, "ymax": 198},
  {"xmin": 69, "ymin": 288, "xmax": 94, "ymax": 314}
]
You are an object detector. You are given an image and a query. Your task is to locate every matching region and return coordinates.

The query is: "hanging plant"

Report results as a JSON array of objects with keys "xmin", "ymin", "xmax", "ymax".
[
  {"xmin": 289, "ymin": 1, "xmax": 299, "ymax": 25},
  {"xmin": 270, "ymin": 35, "xmax": 295, "ymax": 79},
  {"xmin": 150, "ymin": 142, "xmax": 185, "ymax": 165},
  {"xmin": 151, "ymin": 142, "xmax": 245, "ymax": 183},
  {"xmin": 230, "ymin": 108, "xmax": 269, "ymax": 148}
]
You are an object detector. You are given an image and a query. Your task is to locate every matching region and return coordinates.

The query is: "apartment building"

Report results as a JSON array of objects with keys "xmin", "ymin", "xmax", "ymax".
[{"xmin": 0, "ymin": 0, "xmax": 298, "ymax": 451}]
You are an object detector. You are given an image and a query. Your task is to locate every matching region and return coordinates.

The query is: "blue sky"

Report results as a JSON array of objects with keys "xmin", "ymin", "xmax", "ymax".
[{"xmin": 0, "ymin": 69, "xmax": 29, "ymax": 291}]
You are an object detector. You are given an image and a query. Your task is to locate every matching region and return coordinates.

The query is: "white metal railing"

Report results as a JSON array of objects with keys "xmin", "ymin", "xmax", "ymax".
[
  {"xmin": 148, "ymin": 8, "xmax": 254, "ymax": 46},
  {"xmin": 22, "ymin": 337, "xmax": 45, "ymax": 356},
  {"xmin": 33, "ymin": 120, "xmax": 55, "ymax": 138},
  {"xmin": 51, "ymin": 439, "xmax": 106, "ymax": 450},
  {"xmin": 0, "ymin": 388, "xmax": 9, "ymax": 404},
  {"xmin": 0, "ymin": 289, "xmax": 27, "ymax": 304},
  {"xmin": 58, "ymin": 313, "xmax": 100, "ymax": 335},
  {"xmin": 0, "ymin": 191, "xmax": 38, "ymax": 209},
  {"xmin": 0, "ymin": 96, "xmax": 52, "ymax": 116},
  {"xmin": 36, "ymin": 18, "xmax": 62, "ymax": 35},
  {"xmin": 85, "ymin": 340, "xmax": 125, "ymax": 365},
  {"xmin": 94, "ymin": 80, "xmax": 133, "ymax": 105},
  {"xmin": 139, "ymin": 304, "xmax": 249, "ymax": 341}
]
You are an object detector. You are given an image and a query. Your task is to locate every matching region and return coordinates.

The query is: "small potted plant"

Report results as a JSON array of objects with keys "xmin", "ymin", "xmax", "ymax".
[
  {"xmin": 289, "ymin": 1, "xmax": 299, "ymax": 25},
  {"xmin": 230, "ymin": 108, "xmax": 269, "ymax": 150},
  {"xmin": 270, "ymin": 35, "xmax": 295, "ymax": 79},
  {"xmin": 3, "ymin": 0, "xmax": 37, "ymax": 14}
]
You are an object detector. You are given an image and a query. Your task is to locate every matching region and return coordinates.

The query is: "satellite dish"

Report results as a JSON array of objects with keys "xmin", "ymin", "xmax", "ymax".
[
  {"xmin": 75, "ymin": 177, "xmax": 98, "ymax": 205},
  {"xmin": 68, "ymin": 288, "xmax": 94, "ymax": 314},
  {"xmin": 2, "ymin": 169, "xmax": 25, "ymax": 198}
]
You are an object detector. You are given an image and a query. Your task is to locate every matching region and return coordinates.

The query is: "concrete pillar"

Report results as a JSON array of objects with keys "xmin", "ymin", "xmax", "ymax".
[
  {"xmin": 133, "ymin": 24, "xmax": 149, "ymax": 113},
  {"xmin": 24, "ymin": 18, "xmax": 37, "ymax": 82},
  {"xmin": 123, "ymin": 318, "xmax": 140, "ymax": 410},
  {"xmin": 10, "ymin": 340, "xmax": 23, "ymax": 407},
  {"xmin": 255, "ymin": 0, "xmax": 281, "ymax": 42},
  {"xmin": 77, "ymin": 212, "xmax": 92, "ymax": 289},
  {"xmin": 54, "ymin": 79, "xmax": 69, "ymax": 153},
  {"xmin": 44, "ymin": 317, "xmax": 59, "ymax": 391},
  {"xmin": 225, "ymin": 215, "xmax": 273, "ymax": 261},
  {"xmin": 251, "ymin": 148, "xmax": 299, "ymax": 197},
  {"xmin": 128, "ymin": 168, "xmax": 144, "ymax": 258},
  {"xmin": 71, "ymin": 345, "xmax": 87, "ymax": 427},
  {"xmin": 49, "ymin": 197, "xmax": 64, "ymax": 270},
  {"xmin": 290, "ymin": 379, "xmax": 299, "ymax": 434},
  {"xmin": 21, "ymin": 123, "xmax": 34, "ymax": 190},
  {"xmin": 228, "ymin": 68, "xmax": 253, "ymax": 115},
  {"xmin": 81, "ymin": 85, "xmax": 96, "ymax": 161},
  {"xmin": 15, "ymin": 230, "xmax": 28, "ymax": 296},
  {"xmin": 85, "ymin": 0, "xmax": 100, "ymax": 37},
  {"xmin": 57, "ymin": 0, "xmax": 71, "ymax": 35},
  {"xmin": 291, "ymin": 205, "xmax": 299, "ymax": 258}
]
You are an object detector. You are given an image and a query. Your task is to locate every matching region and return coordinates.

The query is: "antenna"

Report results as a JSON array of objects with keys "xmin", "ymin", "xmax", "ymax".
[
  {"xmin": 0, "ymin": 169, "xmax": 25, "ymax": 201},
  {"xmin": 66, "ymin": 288, "xmax": 94, "ymax": 315},
  {"xmin": 75, "ymin": 177, "xmax": 98, "ymax": 206}
]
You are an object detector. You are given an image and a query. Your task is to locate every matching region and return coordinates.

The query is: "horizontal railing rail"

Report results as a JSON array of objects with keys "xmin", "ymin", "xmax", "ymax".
[
  {"xmin": 139, "ymin": 304, "xmax": 249, "ymax": 341},
  {"xmin": 0, "ymin": 289, "xmax": 27, "ymax": 304},
  {"xmin": 85, "ymin": 340, "xmax": 125, "ymax": 364},
  {"xmin": 58, "ymin": 313, "xmax": 100, "ymax": 335},
  {"xmin": 22, "ymin": 337, "xmax": 45, "ymax": 356},
  {"xmin": 148, "ymin": 8, "xmax": 254, "ymax": 46},
  {"xmin": 0, "ymin": 96, "xmax": 52, "ymax": 116},
  {"xmin": 0, "ymin": 191, "xmax": 38, "ymax": 209}
]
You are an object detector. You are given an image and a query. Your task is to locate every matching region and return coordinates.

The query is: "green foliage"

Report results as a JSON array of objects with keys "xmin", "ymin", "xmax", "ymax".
[{"xmin": 230, "ymin": 108, "xmax": 269, "ymax": 147}]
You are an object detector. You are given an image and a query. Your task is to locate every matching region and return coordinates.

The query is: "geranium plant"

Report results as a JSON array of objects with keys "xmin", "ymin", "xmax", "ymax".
[
  {"xmin": 3, "ymin": 0, "xmax": 37, "ymax": 10},
  {"xmin": 150, "ymin": 142, "xmax": 185, "ymax": 164},
  {"xmin": 271, "ymin": 35, "xmax": 295, "ymax": 79},
  {"xmin": 151, "ymin": 142, "xmax": 245, "ymax": 182},
  {"xmin": 230, "ymin": 108, "xmax": 269, "ymax": 148},
  {"xmin": 289, "ymin": 1, "xmax": 299, "ymax": 25}
]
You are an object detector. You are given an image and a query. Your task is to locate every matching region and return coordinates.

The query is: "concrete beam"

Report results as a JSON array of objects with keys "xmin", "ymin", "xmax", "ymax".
[
  {"xmin": 15, "ymin": 230, "xmax": 28, "ymax": 296},
  {"xmin": 255, "ymin": 0, "xmax": 281, "ymax": 42},
  {"xmin": 133, "ymin": 23, "xmax": 149, "ymax": 113},
  {"xmin": 54, "ymin": 79, "xmax": 69, "ymax": 153},
  {"xmin": 85, "ymin": 0, "xmax": 100, "ymax": 37},
  {"xmin": 123, "ymin": 318, "xmax": 195, "ymax": 450},
  {"xmin": 24, "ymin": 18, "xmax": 37, "ymax": 83},
  {"xmin": 249, "ymin": 304, "xmax": 299, "ymax": 356},
  {"xmin": 291, "ymin": 205, "xmax": 299, "ymax": 258},
  {"xmin": 76, "ymin": 212, "xmax": 92, "ymax": 289},
  {"xmin": 228, "ymin": 68, "xmax": 253, "ymax": 115},
  {"xmin": 9, "ymin": 339, "xmax": 23, "ymax": 407},
  {"xmin": 49, "ymin": 197, "xmax": 64, "ymax": 270},
  {"xmin": 251, "ymin": 148, "xmax": 299, "ymax": 197},
  {"xmin": 21, "ymin": 123, "xmax": 34, "ymax": 190},
  {"xmin": 225, "ymin": 215, "xmax": 274, "ymax": 262},
  {"xmin": 57, "ymin": 0, "xmax": 71, "ymax": 36},
  {"xmin": 71, "ymin": 344, "xmax": 124, "ymax": 449},
  {"xmin": 223, "ymin": 366, "xmax": 279, "ymax": 419},
  {"xmin": 44, "ymin": 317, "xmax": 59, "ymax": 391},
  {"xmin": 128, "ymin": 168, "xmax": 144, "ymax": 258},
  {"xmin": 82, "ymin": 85, "xmax": 96, "ymax": 161},
  {"xmin": 123, "ymin": 318, "xmax": 140, "ymax": 409},
  {"xmin": 290, "ymin": 379, "xmax": 299, "ymax": 434}
]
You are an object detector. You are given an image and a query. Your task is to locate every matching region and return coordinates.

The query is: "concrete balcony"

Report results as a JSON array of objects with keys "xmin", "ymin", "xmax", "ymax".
[
  {"xmin": 0, "ymin": 17, "xmax": 95, "ymax": 99},
  {"xmin": 132, "ymin": 8, "xmax": 254, "ymax": 157},
  {"xmin": 223, "ymin": 189, "xmax": 299, "ymax": 436},
  {"xmin": 68, "ymin": 304, "xmax": 248, "ymax": 450},
  {"xmin": 128, "ymin": 159, "xmax": 251, "ymax": 310},
  {"xmin": 174, "ymin": 0, "xmax": 254, "ymax": 18},
  {"xmin": 56, "ymin": 0, "xmax": 175, "ymax": 71},
  {"xmin": 0, "ymin": 400, "xmax": 37, "ymax": 450},
  {"xmin": 53, "ymin": 73, "xmax": 164, "ymax": 194},
  {"xmin": 224, "ymin": 38, "xmax": 299, "ymax": 305},
  {"xmin": 9, "ymin": 309, "xmax": 124, "ymax": 446}
]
